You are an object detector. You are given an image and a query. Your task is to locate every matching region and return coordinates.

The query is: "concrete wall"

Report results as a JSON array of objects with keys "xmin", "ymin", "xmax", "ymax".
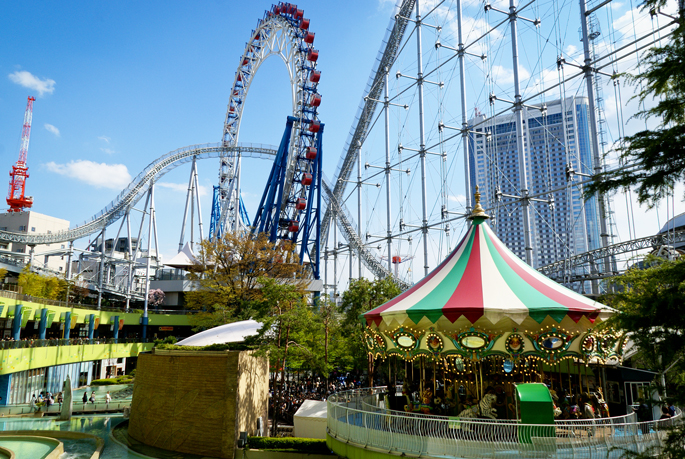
[
  {"xmin": 129, "ymin": 349, "xmax": 268, "ymax": 459},
  {"xmin": 0, "ymin": 211, "xmax": 70, "ymax": 272}
]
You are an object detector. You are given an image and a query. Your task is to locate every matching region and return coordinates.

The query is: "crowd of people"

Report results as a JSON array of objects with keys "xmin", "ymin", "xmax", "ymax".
[
  {"xmin": 29, "ymin": 390, "xmax": 113, "ymax": 412},
  {"xmin": 268, "ymin": 371, "xmax": 366, "ymax": 425}
]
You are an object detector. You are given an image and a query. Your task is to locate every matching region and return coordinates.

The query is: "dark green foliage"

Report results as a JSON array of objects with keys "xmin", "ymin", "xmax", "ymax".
[
  {"xmin": 91, "ymin": 374, "xmax": 134, "ymax": 385},
  {"xmin": 601, "ymin": 255, "xmax": 685, "ymax": 458},
  {"xmin": 585, "ymin": 0, "xmax": 685, "ymax": 207},
  {"xmin": 245, "ymin": 436, "xmax": 331, "ymax": 454},
  {"xmin": 154, "ymin": 339, "xmax": 257, "ymax": 352},
  {"xmin": 338, "ymin": 277, "xmax": 402, "ymax": 381}
]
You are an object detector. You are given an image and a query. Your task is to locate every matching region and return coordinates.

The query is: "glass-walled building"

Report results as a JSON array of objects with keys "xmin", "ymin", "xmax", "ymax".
[{"xmin": 468, "ymin": 97, "xmax": 601, "ymax": 269}]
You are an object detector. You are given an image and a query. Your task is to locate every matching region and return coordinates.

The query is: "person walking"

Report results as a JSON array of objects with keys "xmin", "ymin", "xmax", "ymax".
[
  {"xmin": 89, "ymin": 391, "xmax": 96, "ymax": 404},
  {"xmin": 105, "ymin": 391, "xmax": 111, "ymax": 406},
  {"xmin": 82, "ymin": 391, "xmax": 88, "ymax": 406},
  {"xmin": 57, "ymin": 392, "xmax": 63, "ymax": 409}
]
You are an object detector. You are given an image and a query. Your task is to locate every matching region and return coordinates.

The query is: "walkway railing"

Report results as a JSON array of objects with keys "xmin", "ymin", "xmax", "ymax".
[
  {"xmin": 328, "ymin": 387, "xmax": 681, "ymax": 459},
  {"xmin": 0, "ymin": 401, "xmax": 130, "ymax": 417},
  {"xmin": 0, "ymin": 288, "xmax": 197, "ymax": 315},
  {"xmin": 0, "ymin": 337, "xmax": 147, "ymax": 350}
]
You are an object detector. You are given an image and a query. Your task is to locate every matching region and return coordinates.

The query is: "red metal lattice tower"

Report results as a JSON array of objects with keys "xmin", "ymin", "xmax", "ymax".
[{"xmin": 6, "ymin": 96, "xmax": 35, "ymax": 212}]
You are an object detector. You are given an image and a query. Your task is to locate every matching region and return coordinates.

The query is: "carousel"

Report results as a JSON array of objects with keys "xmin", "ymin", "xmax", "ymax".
[{"xmin": 361, "ymin": 188, "xmax": 625, "ymax": 420}]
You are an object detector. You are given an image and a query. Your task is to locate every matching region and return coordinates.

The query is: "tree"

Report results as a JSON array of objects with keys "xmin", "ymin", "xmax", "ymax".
[
  {"xmin": 338, "ymin": 277, "xmax": 402, "ymax": 387},
  {"xmin": 17, "ymin": 266, "xmax": 65, "ymax": 300},
  {"xmin": 251, "ymin": 277, "xmax": 314, "ymax": 436},
  {"xmin": 185, "ymin": 232, "xmax": 305, "ymax": 330},
  {"xmin": 601, "ymin": 254, "xmax": 685, "ymax": 457},
  {"xmin": 585, "ymin": 0, "xmax": 684, "ymax": 206},
  {"xmin": 148, "ymin": 289, "xmax": 165, "ymax": 308}
]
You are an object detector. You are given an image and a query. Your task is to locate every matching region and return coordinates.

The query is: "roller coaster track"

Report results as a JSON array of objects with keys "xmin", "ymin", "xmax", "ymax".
[
  {"xmin": 0, "ymin": 143, "xmax": 277, "ymax": 246},
  {"xmin": 321, "ymin": 0, "xmax": 416, "ymax": 245},
  {"xmin": 538, "ymin": 228, "xmax": 685, "ymax": 282},
  {"xmin": 321, "ymin": 176, "xmax": 411, "ymax": 290}
]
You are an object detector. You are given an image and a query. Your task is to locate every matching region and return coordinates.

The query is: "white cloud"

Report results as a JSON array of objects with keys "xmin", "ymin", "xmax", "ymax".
[
  {"xmin": 98, "ymin": 136, "xmax": 111, "ymax": 144},
  {"xmin": 8, "ymin": 70, "xmax": 55, "ymax": 96},
  {"xmin": 44, "ymin": 160, "xmax": 131, "ymax": 190},
  {"xmin": 157, "ymin": 182, "xmax": 209, "ymax": 197},
  {"xmin": 449, "ymin": 194, "xmax": 466, "ymax": 204},
  {"xmin": 564, "ymin": 44, "xmax": 579, "ymax": 57},
  {"xmin": 489, "ymin": 64, "xmax": 530, "ymax": 86},
  {"xmin": 100, "ymin": 147, "xmax": 116, "ymax": 155},
  {"xmin": 44, "ymin": 124, "xmax": 60, "ymax": 137}
]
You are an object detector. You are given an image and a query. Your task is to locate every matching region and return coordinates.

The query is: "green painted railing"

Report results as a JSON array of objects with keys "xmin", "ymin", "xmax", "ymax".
[
  {"xmin": 0, "ymin": 342, "xmax": 153, "ymax": 375},
  {"xmin": 0, "ymin": 290, "xmax": 193, "ymax": 327}
]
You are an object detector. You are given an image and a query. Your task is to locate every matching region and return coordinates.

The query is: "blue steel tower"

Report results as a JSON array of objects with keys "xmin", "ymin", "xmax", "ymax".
[{"xmin": 468, "ymin": 97, "xmax": 601, "ymax": 269}]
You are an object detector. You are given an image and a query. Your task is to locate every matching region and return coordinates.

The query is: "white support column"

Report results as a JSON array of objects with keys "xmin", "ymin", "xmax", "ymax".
[
  {"xmin": 333, "ymin": 216, "xmax": 338, "ymax": 301},
  {"xmin": 457, "ymin": 0, "xmax": 472, "ymax": 212},
  {"xmin": 97, "ymin": 226, "xmax": 106, "ymax": 310},
  {"xmin": 179, "ymin": 156, "xmax": 196, "ymax": 251},
  {"xmin": 384, "ymin": 71, "xmax": 393, "ymax": 272},
  {"xmin": 357, "ymin": 150, "xmax": 363, "ymax": 278},
  {"xmin": 416, "ymin": 0, "xmax": 430, "ymax": 276},
  {"xmin": 194, "ymin": 162, "xmax": 204, "ymax": 246},
  {"xmin": 235, "ymin": 153, "xmax": 242, "ymax": 232},
  {"xmin": 125, "ymin": 213, "xmax": 133, "ymax": 311},
  {"xmin": 509, "ymin": 0, "xmax": 536, "ymax": 267},
  {"xmin": 143, "ymin": 184, "xmax": 155, "ymax": 330},
  {"xmin": 580, "ymin": 0, "xmax": 610, "ymax": 290}
]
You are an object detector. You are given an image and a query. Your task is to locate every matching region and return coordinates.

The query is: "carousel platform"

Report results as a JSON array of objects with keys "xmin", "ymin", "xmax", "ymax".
[{"xmin": 326, "ymin": 387, "xmax": 680, "ymax": 459}]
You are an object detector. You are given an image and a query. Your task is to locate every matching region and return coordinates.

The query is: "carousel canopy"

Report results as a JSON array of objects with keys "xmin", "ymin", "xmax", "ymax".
[{"xmin": 364, "ymin": 197, "xmax": 615, "ymax": 334}]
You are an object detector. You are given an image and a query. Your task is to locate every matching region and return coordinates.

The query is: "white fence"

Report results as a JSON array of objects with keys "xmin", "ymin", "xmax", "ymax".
[{"xmin": 327, "ymin": 387, "xmax": 681, "ymax": 459}]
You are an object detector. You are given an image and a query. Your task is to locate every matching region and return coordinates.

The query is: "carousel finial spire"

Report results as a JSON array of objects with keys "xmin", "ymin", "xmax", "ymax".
[{"xmin": 469, "ymin": 185, "xmax": 489, "ymax": 220}]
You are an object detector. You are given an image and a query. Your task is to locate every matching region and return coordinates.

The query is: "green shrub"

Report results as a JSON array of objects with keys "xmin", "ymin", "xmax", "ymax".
[
  {"xmin": 91, "ymin": 374, "xmax": 134, "ymax": 386},
  {"xmin": 155, "ymin": 342, "xmax": 254, "ymax": 352},
  {"xmin": 245, "ymin": 437, "xmax": 330, "ymax": 454}
]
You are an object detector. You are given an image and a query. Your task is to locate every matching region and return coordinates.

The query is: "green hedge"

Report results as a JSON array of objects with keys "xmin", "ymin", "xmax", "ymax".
[
  {"xmin": 246, "ymin": 437, "xmax": 330, "ymax": 454},
  {"xmin": 91, "ymin": 375, "xmax": 134, "ymax": 386},
  {"xmin": 155, "ymin": 342, "xmax": 254, "ymax": 352}
]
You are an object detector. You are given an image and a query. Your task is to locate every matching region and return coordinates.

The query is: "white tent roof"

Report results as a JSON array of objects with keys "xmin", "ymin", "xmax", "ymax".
[
  {"xmin": 164, "ymin": 242, "xmax": 199, "ymax": 270},
  {"xmin": 294, "ymin": 399, "xmax": 328, "ymax": 420},
  {"xmin": 175, "ymin": 319, "xmax": 262, "ymax": 346},
  {"xmin": 293, "ymin": 400, "xmax": 328, "ymax": 439}
]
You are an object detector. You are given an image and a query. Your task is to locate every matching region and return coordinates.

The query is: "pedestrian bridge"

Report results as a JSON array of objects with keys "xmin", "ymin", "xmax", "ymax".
[{"xmin": 0, "ymin": 339, "xmax": 153, "ymax": 375}]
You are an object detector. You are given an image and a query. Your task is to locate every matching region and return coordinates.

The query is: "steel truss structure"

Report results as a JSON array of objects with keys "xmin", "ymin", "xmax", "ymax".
[
  {"xmin": 219, "ymin": 3, "xmax": 322, "ymax": 240},
  {"xmin": 321, "ymin": 0, "xmax": 679, "ymax": 295},
  {"xmin": 538, "ymin": 228, "xmax": 685, "ymax": 284}
]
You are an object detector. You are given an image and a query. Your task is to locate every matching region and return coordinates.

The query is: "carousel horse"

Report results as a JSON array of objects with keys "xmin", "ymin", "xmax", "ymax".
[
  {"xmin": 478, "ymin": 393, "xmax": 499, "ymax": 419},
  {"xmin": 419, "ymin": 389, "xmax": 433, "ymax": 414}
]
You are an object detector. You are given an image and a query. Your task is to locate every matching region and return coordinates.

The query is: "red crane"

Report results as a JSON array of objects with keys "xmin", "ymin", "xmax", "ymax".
[{"xmin": 6, "ymin": 96, "xmax": 35, "ymax": 212}]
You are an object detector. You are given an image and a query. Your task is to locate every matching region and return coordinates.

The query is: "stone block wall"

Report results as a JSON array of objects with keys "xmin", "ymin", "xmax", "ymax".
[{"xmin": 129, "ymin": 349, "xmax": 268, "ymax": 459}]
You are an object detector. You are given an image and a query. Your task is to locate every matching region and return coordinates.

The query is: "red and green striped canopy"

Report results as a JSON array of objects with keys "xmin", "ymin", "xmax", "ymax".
[{"xmin": 364, "ymin": 216, "xmax": 615, "ymax": 334}]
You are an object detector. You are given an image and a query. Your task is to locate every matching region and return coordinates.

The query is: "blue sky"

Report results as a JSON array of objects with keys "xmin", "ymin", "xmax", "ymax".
[
  {"xmin": 0, "ymin": 1, "xmax": 395, "ymax": 259},
  {"xmin": 1, "ymin": 0, "xmax": 682, "ymax": 286}
]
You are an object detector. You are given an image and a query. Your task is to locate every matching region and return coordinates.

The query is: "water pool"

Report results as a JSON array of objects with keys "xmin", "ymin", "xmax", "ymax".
[
  {"xmin": 0, "ymin": 436, "xmax": 58, "ymax": 459},
  {"xmin": 0, "ymin": 416, "xmax": 151, "ymax": 459}
]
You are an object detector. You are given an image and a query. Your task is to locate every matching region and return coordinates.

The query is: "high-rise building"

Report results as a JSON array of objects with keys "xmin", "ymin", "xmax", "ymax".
[{"xmin": 468, "ymin": 97, "xmax": 601, "ymax": 268}]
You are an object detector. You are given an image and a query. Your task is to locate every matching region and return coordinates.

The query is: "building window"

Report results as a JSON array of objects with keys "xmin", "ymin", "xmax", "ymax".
[
  {"xmin": 19, "ymin": 226, "xmax": 26, "ymax": 231},
  {"xmin": 15, "ymin": 248, "xmax": 24, "ymax": 253},
  {"xmin": 31, "ymin": 227, "xmax": 36, "ymax": 232}
]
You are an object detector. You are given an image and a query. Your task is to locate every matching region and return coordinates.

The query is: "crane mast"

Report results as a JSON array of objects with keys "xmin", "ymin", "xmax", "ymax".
[{"xmin": 6, "ymin": 96, "xmax": 35, "ymax": 212}]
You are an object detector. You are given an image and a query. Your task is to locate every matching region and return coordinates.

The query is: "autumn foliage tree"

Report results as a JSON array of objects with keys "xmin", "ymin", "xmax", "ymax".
[{"xmin": 186, "ymin": 231, "xmax": 306, "ymax": 330}]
